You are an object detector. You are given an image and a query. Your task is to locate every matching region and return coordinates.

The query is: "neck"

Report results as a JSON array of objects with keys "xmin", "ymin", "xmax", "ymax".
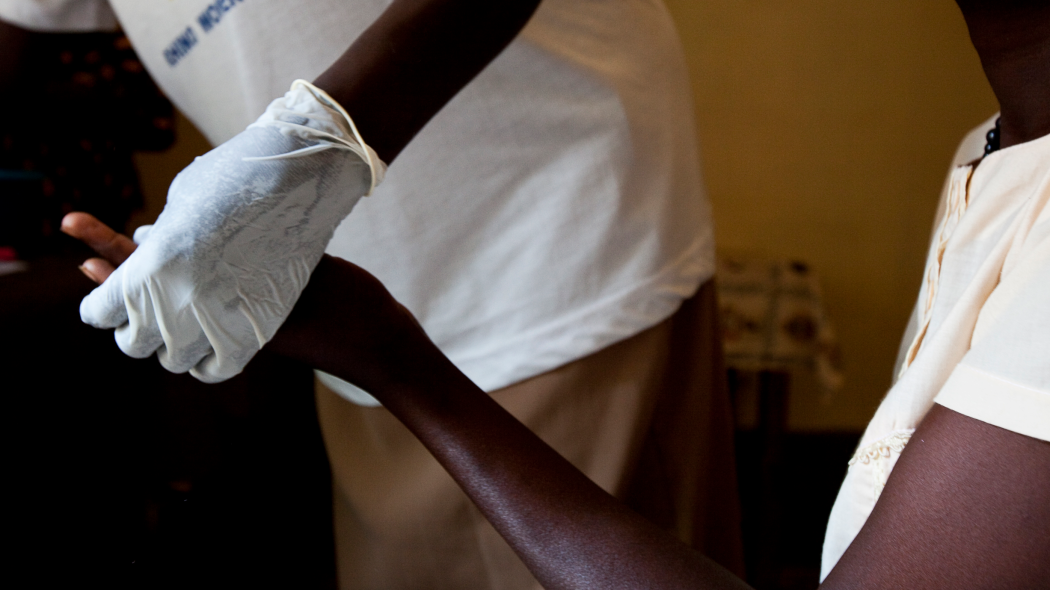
[{"xmin": 958, "ymin": 1, "xmax": 1050, "ymax": 149}]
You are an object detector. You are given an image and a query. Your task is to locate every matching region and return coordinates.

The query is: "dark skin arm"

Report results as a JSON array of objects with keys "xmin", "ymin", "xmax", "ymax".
[
  {"xmin": 825, "ymin": 405, "xmax": 1050, "ymax": 588},
  {"xmin": 64, "ymin": 212, "xmax": 1050, "ymax": 590},
  {"xmin": 312, "ymin": 0, "xmax": 542, "ymax": 163},
  {"xmin": 4, "ymin": 1, "xmax": 540, "ymax": 165}
]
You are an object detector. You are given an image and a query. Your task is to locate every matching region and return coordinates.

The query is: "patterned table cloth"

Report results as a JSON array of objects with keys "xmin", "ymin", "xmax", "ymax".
[{"xmin": 717, "ymin": 254, "xmax": 843, "ymax": 392}]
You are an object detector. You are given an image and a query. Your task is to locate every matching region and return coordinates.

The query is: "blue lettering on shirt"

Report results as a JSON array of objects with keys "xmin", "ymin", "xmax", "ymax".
[
  {"xmin": 163, "ymin": 27, "xmax": 199, "ymax": 67},
  {"xmin": 164, "ymin": 0, "xmax": 246, "ymax": 67},
  {"xmin": 198, "ymin": 0, "xmax": 246, "ymax": 33}
]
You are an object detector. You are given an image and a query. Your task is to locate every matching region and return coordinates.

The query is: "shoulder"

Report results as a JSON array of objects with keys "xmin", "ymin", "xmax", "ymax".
[{"xmin": 0, "ymin": 0, "xmax": 118, "ymax": 32}]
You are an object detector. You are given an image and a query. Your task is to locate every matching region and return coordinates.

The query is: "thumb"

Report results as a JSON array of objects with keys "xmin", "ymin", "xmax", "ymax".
[
  {"xmin": 132, "ymin": 224, "xmax": 153, "ymax": 245},
  {"xmin": 80, "ymin": 263, "xmax": 130, "ymax": 329}
]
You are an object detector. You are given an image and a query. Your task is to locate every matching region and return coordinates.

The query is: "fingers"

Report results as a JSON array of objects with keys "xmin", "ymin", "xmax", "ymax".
[
  {"xmin": 71, "ymin": 216, "xmax": 163, "ymax": 359},
  {"xmin": 80, "ymin": 263, "xmax": 131, "ymax": 329},
  {"xmin": 78, "ymin": 257, "xmax": 116, "ymax": 284},
  {"xmin": 190, "ymin": 352, "xmax": 247, "ymax": 383},
  {"xmin": 132, "ymin": 224, "xmax": 153, "ymax": 245},
  {"xmin": 157, "ymin": 339, "xmax": 214, "ymax": 376},
  {"xmin": 61, "ymin": 212, "xmax": 137, "ymax": 267},
  {"xmin": 111, "ymin": 272, "xmax": 166, "ymax": 359},
  {"xmin": 186, "ymin": 303, "xmax": 259, "ymax": 382},
  {"xmin": 65, "ymin": 213, "xmax": 235, "ymax": 377},
  {"xmin": 154, "ymin": 313, "xmax": 214, "ymax": 376}
]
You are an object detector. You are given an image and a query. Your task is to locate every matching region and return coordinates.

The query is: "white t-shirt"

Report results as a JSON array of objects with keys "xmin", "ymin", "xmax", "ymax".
[
  {"xmin": 1, "ymin": 0, "xmax": 715, "ymax": 404},
  {"xmin": 820, "ymin": 116, "xmax": 1050, "ymax": 580}
]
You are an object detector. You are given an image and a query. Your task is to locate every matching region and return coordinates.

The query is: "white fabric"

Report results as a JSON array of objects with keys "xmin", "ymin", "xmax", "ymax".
[
  {"xmin": 821, "ymin": 118, "xmax": 1050, "ymax": 580},
  {"xmin": 0, "ymin": 0, "xmax": 116, "ymax": 31},
  {"xmin": 2, "ymin": 0, "xmax": 714, "ymax": 401},
  {"xmin": 80, "ymin": 80, "xmax": 383, "ymax": 382},
  {"xmin": 937, "ymin": 365, "xmax": 1050, "ymax": 443}
]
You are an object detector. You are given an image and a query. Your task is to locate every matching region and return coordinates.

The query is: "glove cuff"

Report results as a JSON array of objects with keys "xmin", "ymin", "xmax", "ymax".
[
  {"xmin": 250, "ymin": 80, "xmax": 387, "ymax": 195},
  {"xmin": 290, "ymin": 79, "xmax": 386, "ymax": 195}
]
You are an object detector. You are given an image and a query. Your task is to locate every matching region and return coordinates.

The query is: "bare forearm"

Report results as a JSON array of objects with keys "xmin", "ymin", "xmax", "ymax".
[
  {"xmin": 313, "ymin": 0, "xmax": 542, "ymax": 163},
  {"xmin": 379, "ymin": 368, "xmax": 750, "ymax": 590},
  {"xmin": 270, "ymin": 258, "xmax": 749, "ymax": 590}
]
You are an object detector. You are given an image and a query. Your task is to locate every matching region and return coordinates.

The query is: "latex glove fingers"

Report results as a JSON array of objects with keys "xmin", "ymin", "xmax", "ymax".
[
  {"xmin": 81, "ymin": 259, "xmax": 168, "ymax": 360},
  {"xmin": 132, "ymin": 224, "xmax": 153, "ymax": 245},
  {"xmin": 80, "ymin": 262, "xmax": 130, "ymax": 330},
  {"xmin": 82, "ymin": 79, "xmax": 385, "ymax": 382}
]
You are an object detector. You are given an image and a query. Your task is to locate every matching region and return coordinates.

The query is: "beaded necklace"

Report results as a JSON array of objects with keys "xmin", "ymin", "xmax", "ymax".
[{"xmin": 984, "ymin": 117, "xmax": 1001, "ymax": 155}]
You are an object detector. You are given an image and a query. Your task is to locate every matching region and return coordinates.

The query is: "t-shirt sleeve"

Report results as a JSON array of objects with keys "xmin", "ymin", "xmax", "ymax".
[
  {"xmin": 0, "ymin": 0, "xmax": 118, "ymax": 32},
  {"xmin": 934, "ymin": 195, "xmax": 1050, "ymax": 442}
]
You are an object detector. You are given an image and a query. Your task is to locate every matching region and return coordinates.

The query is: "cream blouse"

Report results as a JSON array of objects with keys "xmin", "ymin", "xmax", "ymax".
[{"xmin": 821, "ymin": 116, "xmax": 1050, "ymax": 579}]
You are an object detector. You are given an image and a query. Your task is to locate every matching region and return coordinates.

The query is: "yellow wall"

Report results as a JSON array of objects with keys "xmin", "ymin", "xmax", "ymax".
[{"xmin": 664, "ymin": 0, "xmax": 998, "ymax": 430}]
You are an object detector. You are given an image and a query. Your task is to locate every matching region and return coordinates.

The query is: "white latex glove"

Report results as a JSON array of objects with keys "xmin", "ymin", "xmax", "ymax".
[{"xmin": 81, "ymin": 80, "xmax": 385, "ymax": 382}]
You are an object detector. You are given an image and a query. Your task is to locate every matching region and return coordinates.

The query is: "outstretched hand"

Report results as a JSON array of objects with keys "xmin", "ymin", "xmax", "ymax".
[
  {"xmin": 62, "ymin": 212, "xmax": 137, "ymax": 283},
  {"xmin": 75, "ymin": 81, "xmax": 383, "ymax": 384},
  {"xmin": 61, "ymin": 212, "xmax": 426, "ymax": 395}
]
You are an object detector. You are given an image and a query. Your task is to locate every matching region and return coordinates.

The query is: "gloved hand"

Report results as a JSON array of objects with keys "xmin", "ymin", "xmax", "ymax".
[{"xmin": 80, "ymin": 80, "xmax": 385, "ymax": 382}]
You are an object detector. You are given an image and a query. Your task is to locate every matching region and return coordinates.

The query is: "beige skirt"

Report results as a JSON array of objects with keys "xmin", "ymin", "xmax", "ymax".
[{"xmin": 315, "ymin": 278, "xmax": 744, "ymax": 589}]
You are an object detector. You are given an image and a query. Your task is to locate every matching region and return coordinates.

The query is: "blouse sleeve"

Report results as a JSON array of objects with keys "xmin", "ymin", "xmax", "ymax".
[{"xmin": 935, "ymin": 194, "xmax": 1050, "ymax": 442}]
